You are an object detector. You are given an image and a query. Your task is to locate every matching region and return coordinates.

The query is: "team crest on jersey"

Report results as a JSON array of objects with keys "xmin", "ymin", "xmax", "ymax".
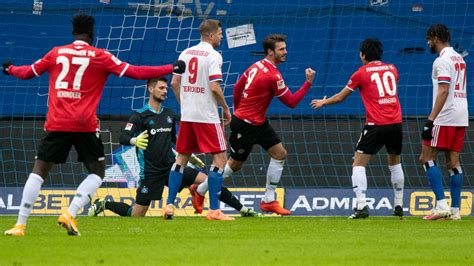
[
  {"xmin": 277, "ymin": 80, "xmax": 286, "ymax": 90},
  {"xmin": 167, "ymin": 116, "xmax": 173, "ymax": 123},
  {"xmin": 125, "ymin": 123, "xmax": 133, "ymax": 130}
]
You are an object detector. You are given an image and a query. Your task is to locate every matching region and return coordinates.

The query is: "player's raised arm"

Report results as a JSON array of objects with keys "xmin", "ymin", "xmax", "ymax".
[
  {"xmin": 311, "ymin": 87, "xmax": 352, "ymax": 109},
  {"xmin": 3, "ymin": 49, "xmax": 54, "ymax": 79},
  {"xmin": 121, "ymin": 60, "xmax": 185, "ymax": 80},
  {"xmin": 278, "ymin": 68, "xmax": 315, "ymax": 108}
]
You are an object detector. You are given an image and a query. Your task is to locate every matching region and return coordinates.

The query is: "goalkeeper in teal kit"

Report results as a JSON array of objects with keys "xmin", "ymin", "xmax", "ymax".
[{"xmin": 88, "ymin": 77, "xmax": 257, "ymax": 217}]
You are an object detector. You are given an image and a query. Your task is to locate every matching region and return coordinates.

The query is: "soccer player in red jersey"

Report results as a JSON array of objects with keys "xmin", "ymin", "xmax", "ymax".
[
  {"xmin": 311, "ymin": 39, "xmax": 405, "ymax": 219},
  {"xmin": 3, "ymin": 14, "xmax": 185, "ymax": 236},
  {"xmin": 420, "ymin": 24, "xmax": 468, "ymax": 221},
  {"xmin": 193, "ymin": 34, "xmax": 315, "ymax": 215}
]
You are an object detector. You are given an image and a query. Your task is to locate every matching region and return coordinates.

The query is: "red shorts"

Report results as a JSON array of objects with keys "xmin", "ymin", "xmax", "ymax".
[
  {"xmin": 422, "ymin": 125, "xmax": 466, "ymax": 152},
  {"xmin": 176, "ymin": 121, "xmax": 227, "ymax": 154}
]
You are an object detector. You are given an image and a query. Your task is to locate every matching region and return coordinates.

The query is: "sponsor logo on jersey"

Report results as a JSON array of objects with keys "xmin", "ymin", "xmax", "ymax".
[
  {"xmin": 277, "ymin": 80, "xmax": 285, "ymax": 90},
  {"xmin": 125, "ymin": 123, "xmax": 133, "ymax": 130},
  {"xmin": 150, "ymin": 127, "xmax": 172, "ymax": 135}
]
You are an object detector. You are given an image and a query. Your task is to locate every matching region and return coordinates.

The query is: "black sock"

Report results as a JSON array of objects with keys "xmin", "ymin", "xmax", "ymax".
[
  {"xmin": 105, "ymin": 201, "xmax": 132, "ymax": 216},
  {"xmin": 219, "ymin": 186, "xmax": 243, "ymax": 211}
]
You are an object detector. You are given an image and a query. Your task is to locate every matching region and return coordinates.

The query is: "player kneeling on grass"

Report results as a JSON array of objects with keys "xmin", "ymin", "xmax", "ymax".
[
  {"xmin": 4, "ymin": 14, "xmax": 184, "ymax": 237},
  {"xmin": 88, "ymin": 77, "xmax": 257, "ymax": 218},
  {"xmin": 311, "ymin": 39, "xmax": 405, "ymax": 219}
]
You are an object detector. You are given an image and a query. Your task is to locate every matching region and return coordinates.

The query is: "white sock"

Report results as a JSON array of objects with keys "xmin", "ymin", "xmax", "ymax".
[
  {"xmin": 352, "ymin": 166, "xmax": 367, "ymax": 210},
  {"xmin": 68, "ymin": 174, "xmax": 102, "ymax": 217},
  {"xmin": 17, "ymin": 173, "xmax": 44, "ymax": 226},
  {"xmin": 451, "ymin": 207, "xmax": 459, "ymax": 214},
  {"xmin": 389, "ymin": 164, "xmax": 404, "ymax": 207},
  {"xmin": 437, "ymin": 199, "xmax": 449, "ymax": 210},
  {"xmin": 197, "ymin": 163, "xmax": 234, "ymax": 196},
  {"xmin": 263, "ymin": 158, "xmax": 284, "ymax": 203}
]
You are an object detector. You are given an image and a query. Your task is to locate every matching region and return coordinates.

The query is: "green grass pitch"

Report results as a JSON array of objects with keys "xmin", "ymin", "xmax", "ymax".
[{"xmin": 1, "ymin": 216, "xmax": 473, "ymax": 265}]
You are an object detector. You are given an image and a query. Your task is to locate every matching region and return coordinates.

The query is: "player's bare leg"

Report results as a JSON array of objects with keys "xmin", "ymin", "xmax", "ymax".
[
  {"xmin": 131, "ymin": 204, "xmax": 149, "ymax": 217},
  {"xmin": 259, "ymin": 143, "xmax": 291, "ymax": 215},
  {"xmin": 388, "ymin": 154, "xmax": 404, "ymax": 218},
  {"xmin": 349, "ymin": 153, "xmax": 371, "ymax": 219},
  {"xmin": 58, "ymin": 161, "xmax": 103, "ymax": 236},
  {"xmin": 5, "ymin": 160, "xmax": 52, "ymax": 236}
]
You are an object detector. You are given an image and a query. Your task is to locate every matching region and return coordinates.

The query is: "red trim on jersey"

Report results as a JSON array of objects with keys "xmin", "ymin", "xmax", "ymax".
[
  {"xmin": 438, "ymin": 76, "xmax": 451, "ymax": 82},
  {"xmin": 209, "ymin": 74, "xmax": 222, "ymax": 81},
  {"xmin": 123, "ymin": 64, "xmax": 173, "ymax": 79}
]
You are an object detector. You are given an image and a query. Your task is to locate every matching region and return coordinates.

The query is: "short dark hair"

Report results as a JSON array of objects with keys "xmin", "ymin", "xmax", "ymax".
[
  {"xmin": 147, "ymin": 77, "xmax": 168, "ymax": 88},
  {"xmin": 72, "ymin": 14, "xmax": 95, "ymax": 36},
  {"xmin": 263, "ymin": 34, "xmax": 287, "ymax": 55},
  {"xmin": 360, "ymin": 38, "xmax": 383, "ymax": 62},
  {"xmin": 426, "ymin": 24, "xmax": 450, "ymax": 43},
  {"xmin": 199, "ymin": 19, "xmax": 221, "ymax": 36}
]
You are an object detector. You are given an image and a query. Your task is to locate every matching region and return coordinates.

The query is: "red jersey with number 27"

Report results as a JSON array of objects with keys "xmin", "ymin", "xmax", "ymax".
[
  {"xmin": 29, "ymin": 40, "xmax": 128, "ymax": 132},
  {"xmin": 234, "ymin": 59, "xmax": 289, "ymax": 125},
  {"xmin": 345, "ymin": 61, "xmax": 402, "ymax": 125}
]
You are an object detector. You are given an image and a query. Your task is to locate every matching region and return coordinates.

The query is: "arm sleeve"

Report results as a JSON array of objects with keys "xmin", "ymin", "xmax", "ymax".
[
  {"xmin": 277, "ymin": 81, "xmax": 312, "ymax": 108},
  {"xmin": 119, "ymin": 113, "xmax": 142, "ymax": 146},
  {"xmin": 233, "ymin": 72, "xmax": 247, "ymax": 109},
  {"xmin": 9, "ymin": 50, "xmax": 54, "ymax": 79},
  {"xmin": 208, "ymin": 53, "xmax": 223, "ymax": 82},
  {"xmin": 434, "ymin": 58, "xmax": 452, "ymax": 84},
  {"xmin": 345, "ymin": 70, "xmax": 362, "ymax": 91}
]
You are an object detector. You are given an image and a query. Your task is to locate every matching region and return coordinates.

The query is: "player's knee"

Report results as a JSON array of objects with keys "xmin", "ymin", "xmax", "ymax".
[
  {"xmin": 272, "ymin": 149, "xmax": 287, "ymax": 161},
  {"xmin": 84, "ymin": 161, "xmax": 105, "ymax": 178}
]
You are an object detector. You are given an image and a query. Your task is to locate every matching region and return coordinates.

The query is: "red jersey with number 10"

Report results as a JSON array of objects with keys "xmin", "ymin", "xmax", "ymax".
[
  {"xmin": 345, "ymin": 61, "xmax": 402, "ymax": 125},
  {"xmin": 234, "ymin": 59, "xmax": 289, "ymax": 125},
  {"xmin": 29, "ymin": 40, "xmax": 128, "ymax": 132}
]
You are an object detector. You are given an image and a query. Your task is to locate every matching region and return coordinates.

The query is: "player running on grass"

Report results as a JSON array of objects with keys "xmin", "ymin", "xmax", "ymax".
[
  {"xmin": 311, "ymin": 39, "xmax": 405, "ymax": 219},
  {"xmin": 4, "ymin": 14, "xmax": 185, "ymax": 236},
  {"xmin": 420, "ymin": 24, "xmax": 468, "ymax": 221},
  {"xmin": 88, "ymin": 77, "xmax": 257, "ymax": 217},
  {"xmin": 191, "ymin": 34, "xmax": 315, "ymax": 216}
]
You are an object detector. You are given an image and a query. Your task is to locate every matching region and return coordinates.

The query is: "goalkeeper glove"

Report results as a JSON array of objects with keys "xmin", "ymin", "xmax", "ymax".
[
  {"xmin": 2, "ymin": 61, "xmax": 12, "ymax": 75},
  {"xmin": 173, "ymin": 60, "xmax": 186, "ymax": 75},
  {"xmin": 421, "ymin": 119, "xmax": 434, "ymax": 141},
  {"xmin": 130, "ymin": 130, "xmax": 149, "ymax": 150},
  {"xmin": 189, "ymin": 154, "xmax": 205, "ymax": 168}
]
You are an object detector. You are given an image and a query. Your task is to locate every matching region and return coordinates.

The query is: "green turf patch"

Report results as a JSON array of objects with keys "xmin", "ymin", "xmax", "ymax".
[{"xmin": 1, "ymin": 216, "xmax": 473, "ymax": 265}]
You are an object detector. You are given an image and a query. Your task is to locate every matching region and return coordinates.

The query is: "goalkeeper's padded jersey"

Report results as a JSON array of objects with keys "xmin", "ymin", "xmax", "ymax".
[
  {"xmin": 119, "ymin": 105, "xmax": 179, "ymax": 180},
  {"xmin": 28, "ymin": 40, "xmax": 129, "ymax": 132},
  {"xmin": 430, "ymin": 47, "xmax": 468, "ymax": 127},
  {"xmin": 345, "ymin": 60, "xmax": 402, "ymax": 126},
  {"xmin": 233, "ymin": 59, "xmax": 288, "ymax": 126}
]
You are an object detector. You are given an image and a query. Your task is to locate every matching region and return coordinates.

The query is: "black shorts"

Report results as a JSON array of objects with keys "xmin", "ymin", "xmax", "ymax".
[
  {"xmin": 229, "ymin": 115, "xmax": 281, "ymax": 161},
  {"xmin": 355, "ymin": 123, "xmax": 403, "ymax": 155},
  {"xmin": 135, "ymin": 167, "xmax": 199, "ymax": 206},
  {"xmin": 36, "ymin": 131, "xmax": 104, "ymax": 164}
]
